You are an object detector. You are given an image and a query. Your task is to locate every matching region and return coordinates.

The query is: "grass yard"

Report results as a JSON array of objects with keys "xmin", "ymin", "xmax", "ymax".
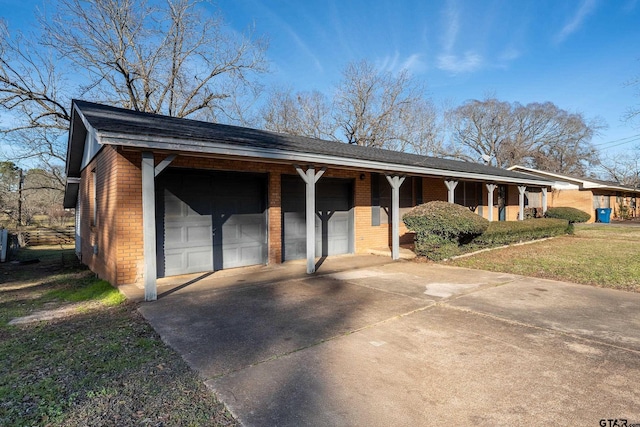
[
  {"xmin": 445, "ymin": 223, "xmax": 640, "ymax": 292},
  {"xmin": 0, "ymin": 246, "xmax": 238, "ymax": 427}
]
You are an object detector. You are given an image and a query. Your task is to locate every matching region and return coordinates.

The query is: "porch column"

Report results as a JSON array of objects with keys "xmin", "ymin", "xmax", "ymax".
[
  {"xmin": 518, "ymin": 185, "xmax": 527, "ymax": 220},
  {"xmin": 295, "ymin": 165, "xmax": 326, "ymax": 274},
  {"xmin": 385, "ymin": 175, "xmax": 406, "ymax": 260},
  {"xmin": 444, "ymin": 180, "xmax": 458, "ymax": 203},
  {"xmin": 542, "ymin": 187, "xmax": 548, "ymax": 214},
  {"xmin": 486, "ymin": 184, "xmax": 497, "ymax": 222},
  {"xmin": 141, "ymin": 152, "xmax": 157, "ymax": 301}
]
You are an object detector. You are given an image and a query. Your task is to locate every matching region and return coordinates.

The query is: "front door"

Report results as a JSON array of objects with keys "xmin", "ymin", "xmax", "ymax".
[{"xmin": 498, "ymin": 185, "xmax": 507, "ymax": 221}]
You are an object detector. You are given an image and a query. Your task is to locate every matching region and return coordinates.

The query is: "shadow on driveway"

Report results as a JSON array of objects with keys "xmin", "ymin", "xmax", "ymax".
[{"xmin": 138, "ymin": 257, "xmax": 640, "ymax": 426}]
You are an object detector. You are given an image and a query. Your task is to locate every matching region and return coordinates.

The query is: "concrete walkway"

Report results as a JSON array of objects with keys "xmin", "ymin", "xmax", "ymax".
[{"xmin": 135, "ymin": 255, "xmax": 640, "ymax": 426}]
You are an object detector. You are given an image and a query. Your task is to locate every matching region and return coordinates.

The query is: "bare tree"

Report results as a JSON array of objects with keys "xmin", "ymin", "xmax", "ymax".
[
  {"xmin": 0, "ymin": 162, "xmax": 69, "ymax": 226},
  {"xmin": 446, "ymin": 98, "xmax": 515, "ymax": 165},
  {"xmin": 0, "ymin": 0, "xmax": 268, "ymax": 191},
  {"xmin": 624, "ymin": 68, "xmax": 640, "ymax": 127},
  {"xmin": 597, "ymin": 149, "xmax": 640, "ymax": 188},
  {"xmin": 333, "ymin": 60, "xmax": 442, "ymax": 154},
  {"xmin": 0, "ymin": 162, "xmax": 21, "ymax": 223},
  {"xmin": 260, "ymin": 87, "xmax": 336, "ymax": 140},
  {"xmin": 259, "ymin": 60, "xmax": 443, "ymax": 155},
  {"xmin": 447, "ymin": 97, "xmax": 603, "ymax": 174}
]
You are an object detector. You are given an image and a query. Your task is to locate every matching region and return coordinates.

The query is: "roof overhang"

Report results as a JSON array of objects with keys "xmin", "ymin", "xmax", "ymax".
[
  {"xmin": 100, "ymin": 132, "xmax": 552, "ymax": 187},
  {"xmin": 508, "ymin": 165, "xmax": 639, "ymax": 194},
  {"xmin": 65, "ymin": 103, "xmax": 90, "ymax": 179},
  {"xmin": 63, "ymin": 179, "xmax": 80, "ymax": 209}
]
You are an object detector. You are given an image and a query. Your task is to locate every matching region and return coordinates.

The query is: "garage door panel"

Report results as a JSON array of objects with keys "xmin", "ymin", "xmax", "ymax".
[
  {"xmin": 158, "ymin": 170, "xmax": 267, "ymax": 277},
  {"xmin": 218, "ymin": 212, "xmax": 266, "ymax": 269},
  {"xmin": 283, "ymin": 211, "xmax": 306, "ymax": 261},
  {"xmin": 282, "ymin": 175, "xmax": 353, "ymax": 261},
  {"xmin": 164, "ymin": 247, "xmax": 213, "ymax": 277},
  {"xmin": 186, "ymin": 225, "xmax": 212, "ymax": 243},
  {"xmin": 162, "ymin": 187, "xmax": 214, "ymax": 275}
]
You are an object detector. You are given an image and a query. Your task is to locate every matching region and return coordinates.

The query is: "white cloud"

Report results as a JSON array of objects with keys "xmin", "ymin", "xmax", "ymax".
[
  {"xmin": 441, "ymin": 0, "xmax": 460, "ymax": 52},
  {"xmin": 376, "ymin": 52, "xmax": 427, "ymax": 75},
  {"xmin": 437, "ymin": 52, "xmax": 483, "ymax": 73},
  {"xmin": 554, "ymin": 0, "xmax": 598, "ymax": 44},
  {"xmin": 436, "ymin": 0, "xmax": 483, "ymax": 74},
  {"xmin": 401, "ymin": 53, "xmax": 427, "ymax": 73},
  {"xmin": 285, "ymin": 27, "xmax": 324, "ymax": 73}
]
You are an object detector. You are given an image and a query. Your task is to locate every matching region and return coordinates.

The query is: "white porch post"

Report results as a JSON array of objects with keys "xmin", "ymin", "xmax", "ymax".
[
  {"xmin": 444, "ymin": 180, "xmax": 458, "ymax": 203},
  {"xmin": 385, "ymin": 175, "xmax": 406, "ymax": 260},
  {"xmin": 518, "ymin": 185, "xmax": 527, "ymax": 220},
  {"xmin": 542, "ymin": 187, "xmax": 548, "ymax": 214},
  {"xmin": 141, "ymin": 152, "xmax": 157, "ymax": 301},
  {"xmin": 486, "ymin": 184, "xmax": 497, "ymax": 222},
  {"xmin": 295, "ymin": 165, "xmax": 325, "ymax": 274}
]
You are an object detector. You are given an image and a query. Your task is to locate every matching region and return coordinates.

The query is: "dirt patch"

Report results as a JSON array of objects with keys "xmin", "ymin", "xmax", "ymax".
[{"xmin": 8, "ymin": 301, "xmax": 96, "ymax": 325}]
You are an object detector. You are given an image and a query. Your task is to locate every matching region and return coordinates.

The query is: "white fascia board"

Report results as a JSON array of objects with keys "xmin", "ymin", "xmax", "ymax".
[
  {"xmin": 510, "ymin": 165, "xmax": 636, "ymax": 192},
  {"xmin": 80, "ymin": 129, "xmax": 102, "ymax": 171},
  {"xmin": 98, "ymin": 133, "xmax": 552, "ymax": 186},
  {"xmin": 508, "ymin": 166, "xmax": 584, "ymax": 185},
  {"xmin": 71, "ymin": 104, "xmax": 104, "ymax": 172},
  {"xmin": 582, "ymin": 182, "xmax": 634, "ymax": 192},
  {"xmin": 553, "ymin": 182, "xmax": 580, "ymax": 190}
]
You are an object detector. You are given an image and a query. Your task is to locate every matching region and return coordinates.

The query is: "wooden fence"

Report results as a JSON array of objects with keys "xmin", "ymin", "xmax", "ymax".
[{"xmin": 19, "ymin": 227, "xmax": 75, "ymax": 246}]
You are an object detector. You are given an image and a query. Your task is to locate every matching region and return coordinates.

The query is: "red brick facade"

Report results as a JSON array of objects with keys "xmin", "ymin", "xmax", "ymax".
[{"xmin": 79, "ymin": 147, "xmax": 532, "ymax": 286}]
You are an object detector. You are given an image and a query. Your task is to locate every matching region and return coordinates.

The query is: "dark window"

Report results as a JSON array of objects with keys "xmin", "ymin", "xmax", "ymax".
[
  {"xmin": 371, "ymin": 172, "xmax": 381, "ymax": 226},
  {"xmin": 454, "ymin": 181, "xmax": 482, "ymax": 211},
  {"xmin": 91, "ymin": 168, "xmax": 97, "ymax": 226},
  {"xmin": 371, "ymin": 173, "xmax": 414, "ymax": 225},
  {"xmin": 414, "ymin": 177, "xmax": 423, "ymax": 205}
]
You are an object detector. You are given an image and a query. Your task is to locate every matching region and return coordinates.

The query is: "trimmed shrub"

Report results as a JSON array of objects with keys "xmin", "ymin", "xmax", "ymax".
[
  {"xmin": 403, "ymin": 201, "xmax": 489, "ymax": 260},
  {"xmin": 544, "ymin": 207, "xmax": 591, "ymax": 223},
  {"xmin": 472, "ymin": 218, "xmax": 571, "ymax": 246}
]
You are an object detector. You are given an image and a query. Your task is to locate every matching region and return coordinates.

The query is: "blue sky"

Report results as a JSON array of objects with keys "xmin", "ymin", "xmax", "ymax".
[
  {"xmin": 2, "ymin": 0, "xmax": 640, "ymax": 158},
  {"xmin": 213, "ymin": 0, "xmax": 640, "ymax": 156}
]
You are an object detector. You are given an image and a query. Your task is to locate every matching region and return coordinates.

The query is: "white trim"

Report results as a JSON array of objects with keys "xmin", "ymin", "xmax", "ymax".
[
  {"xmin": 98, "ymin": 133, "xmax": 551, "ymax": 186},
  {"xmin": 141, "ymin": 152, "xmax": 157, "ymax": 301},
  {"xmin": 385, "ymin": 175, "xmax": 406, "ymax": 260},
  {"xmin": 509, "ymin": 165, "xmax": 637, "ymax": 193}
]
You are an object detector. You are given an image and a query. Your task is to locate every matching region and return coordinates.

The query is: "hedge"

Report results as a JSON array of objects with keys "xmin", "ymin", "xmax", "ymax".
[
  {"xmin": 544, "ymin": 207, "xmax": 591, "ymax": 223},
  {"xmin": 472, "ymin": 218, "xmax": 571, "ymax": 246},
  {"xmin": 403, "ymin": 201, "xmax": 489, "ymax": 242},
  {"xmin": 403, "ymin": 201, "xmax": 489, "ymax": 260}
]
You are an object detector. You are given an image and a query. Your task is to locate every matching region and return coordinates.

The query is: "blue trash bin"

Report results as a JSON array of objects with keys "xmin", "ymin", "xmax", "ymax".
[{"xmin": 596, "ymin": 208, "xmax": 612, "ymax": 223}]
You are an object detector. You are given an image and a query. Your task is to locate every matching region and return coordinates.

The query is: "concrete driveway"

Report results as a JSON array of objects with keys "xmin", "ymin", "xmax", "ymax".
[{"xmin": 135, "ymin": 255, "xmax": 640, "ymax": 426}]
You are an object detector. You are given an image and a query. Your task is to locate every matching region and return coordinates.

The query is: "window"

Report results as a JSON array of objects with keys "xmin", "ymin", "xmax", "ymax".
[
  {"xmin": 91, "ymin": 168, "xmax": 97, "ymax": 226},
  {"xmin": 371, "ymin": 173, "xmax": 416, "ymax": 226},
  {"xmin": 593, "ymin": 194, "xmax": 610, "ymax": 209},
  {"xmin": 525, "ymin": 190, "xmax": 542, "ymax": 208},
  {"xmin": 454, "ymin": 181, "xmax": 482, "ymax": 210}
]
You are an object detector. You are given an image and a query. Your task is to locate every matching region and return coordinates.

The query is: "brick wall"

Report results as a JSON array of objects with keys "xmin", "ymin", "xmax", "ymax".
[
  {"xmin": 80, "ymin": 147, "xmax": 546, "ymax": 286},
  {"xmin": 80, "ymin": 146, "xmax": 120, "ymax": 285},
  {"xmin": 549, "ymin": 189, "xmax": 596, "ymax": 222},
  {"xmin": 423, "ymin": 177, "xmax": 448, "ymax": 202},
  {"xmin": 115, "ymin": 149, "xmax": 144, "ymax": 284}
]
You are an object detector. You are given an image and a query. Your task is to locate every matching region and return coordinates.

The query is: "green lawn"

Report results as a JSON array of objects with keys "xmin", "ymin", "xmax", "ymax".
[
  {"xmin": 445, "ymin": 224, "xmax": 640, "ymax": 292},
  {"xmin": 0, "ymin": 246, "xmax": 237, "ymax": 427}
]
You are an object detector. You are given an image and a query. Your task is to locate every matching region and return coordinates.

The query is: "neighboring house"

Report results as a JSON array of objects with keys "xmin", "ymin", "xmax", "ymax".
[
  {"xmin": 508, "ymin": 166, "xmax": 640, "ymax": 222},
  {"xmin": 63, "ymin": 101, "xmax": 552, "ymax": 300}
]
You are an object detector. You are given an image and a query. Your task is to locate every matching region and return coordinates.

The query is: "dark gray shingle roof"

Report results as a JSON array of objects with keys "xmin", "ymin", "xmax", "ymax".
[{"xmin": 71, "ymin": 100, "xmax": 550, "ymax": 183}]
